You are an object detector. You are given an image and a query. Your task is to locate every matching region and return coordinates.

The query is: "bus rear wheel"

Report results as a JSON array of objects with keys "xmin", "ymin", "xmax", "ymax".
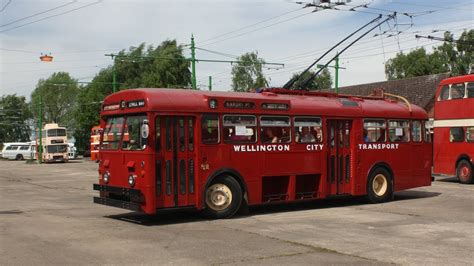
[
  {"xmin": 15, "ymin": 154, "xmax": 23, "ymax": 160},
  {"xmin": 204, "ymin": 175, "xmax": 242, "ymax": 219},
  {"xmin": 367, "ymin": 168, "xmax": 393, "ymax": 204},
  {"xmin": 457, "ymin": 159, "xmax": 473, "ymax": 184}
]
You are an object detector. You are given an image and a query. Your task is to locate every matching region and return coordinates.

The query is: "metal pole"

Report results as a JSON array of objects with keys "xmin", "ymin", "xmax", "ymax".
[
  {"xmin": 335, "ymin": 52, "xmax": 339, "ymax": 93},
  {"xmin": 208, "ymin": 76, "xmax": 212, "ymax": 91},
  {"xmin": 191, "ymin": 35, "xmax": 197, "ymax": 90},
  {"xmin": 112, "ymin": 55, "xmax": 117, "ymax": 93},
  {"xmin": 38, "ymin": 95, "xmax": 43, "ymax": 164}
]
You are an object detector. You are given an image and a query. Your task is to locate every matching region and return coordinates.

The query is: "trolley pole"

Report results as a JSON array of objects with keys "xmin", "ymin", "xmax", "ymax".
[
  {"xmin": 335, "ymin": 53, "xmax": 339, "ymax": 93},
  {"xmin": 208, "ymin": 76, "xmax": 212, "ymax": 91},
  {"xmin": 38, "ymin": 95, "xmax": 43, "ymax": 164},
  {"xmin": 191, "ymin": 35, "xmax": 197, "ymax": 90}
]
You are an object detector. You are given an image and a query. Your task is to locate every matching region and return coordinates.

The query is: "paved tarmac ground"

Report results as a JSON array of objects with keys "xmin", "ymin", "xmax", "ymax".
[{"xmin": 0, "ymin": 159, "xmax": 473, "ymax": 265}]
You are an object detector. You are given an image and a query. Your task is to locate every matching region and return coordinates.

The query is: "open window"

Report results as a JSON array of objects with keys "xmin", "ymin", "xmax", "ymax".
[
  {"xmin": 363, "ymin": 119, "xmax": 386, "ymax": 143},
  {"xmin": 294, "ymin": 117, "xmax": 322, "ymax": 143},
  {"xmin": 260, "ymin": 116, "xmax": 291, "ymax": 143},
  {"xmin": 223, "ymin": 115, "xmax": 257, "ymax": 143}
]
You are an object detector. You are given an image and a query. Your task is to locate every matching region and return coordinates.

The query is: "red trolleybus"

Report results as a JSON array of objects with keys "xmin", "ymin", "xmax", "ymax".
[
  {"xmin": 433, "ymin": 74, "xmax": 474, "ymax": 183},
  {"xmin": 93, "ymin": 88, "xmax": 432, "ymax": 218}
]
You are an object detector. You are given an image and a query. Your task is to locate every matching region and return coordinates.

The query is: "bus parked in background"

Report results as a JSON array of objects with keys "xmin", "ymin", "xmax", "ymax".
[
  {"xmin": 90, "ymin": 126, "xmax": 102, "ymax": 161},
  {"xmin": 39, "ymin": 123, "xmax": 69, "ymax": 163},
  {"xmin": 1, "ymin": 142, "xmax": 36, "ymax": 160},
  {"xmin": 433, "ymin": 74, "xmax": 474, "ymax": 183},
  {"xmin": 93, "ymin": 88, "xmax": 432, "ymax": 218}
]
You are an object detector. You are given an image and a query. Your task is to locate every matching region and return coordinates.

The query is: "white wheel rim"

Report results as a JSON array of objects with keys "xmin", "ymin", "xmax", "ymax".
[
  {"xmin": 373, "ymin": 174, "xmax": 388, "ymax": 197},
  {"xmin": 206, "ymin": 183, "xmax": 232, "ymax": 211}
]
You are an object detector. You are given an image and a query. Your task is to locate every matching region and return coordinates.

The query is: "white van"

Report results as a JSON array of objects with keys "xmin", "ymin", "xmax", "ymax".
[{"xmin": 1, "ymin": 142, "xmax": 36, "ymax": 160}]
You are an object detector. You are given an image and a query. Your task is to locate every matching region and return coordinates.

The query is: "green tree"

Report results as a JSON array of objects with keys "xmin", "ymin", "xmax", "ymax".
[
  {"xmin": 385, "ymin": 30, "xmax": 473, "ymax": 80},
  {"xmin": 289, "ymin": 68, "xmax": 333, "ymax": 90},
  {"xmin": 0, "ymin": 94, "xmax": 32, "ymax": 142},
  {"xmin": 30, "ymin": 72, "xmax": 79, "ymax": 128},
  {"xmin": 231, "ymin": 52, "xmax": 268, "ymax": 92}
]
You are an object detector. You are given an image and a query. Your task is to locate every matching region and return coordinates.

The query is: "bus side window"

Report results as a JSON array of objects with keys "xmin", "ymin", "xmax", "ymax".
[
  {"xmin": 260, "ymin": 116, "xmax": 291, "ymax": 143},
  {"xmin": 201, "ymin": 115, "xmax": 219, "ymax": 144},
  {"xmin": 467, "ymin": 82, "xmax": 474, "ymax": 98},
  {"xmin": 450, "ymin": 127, "xmax": 465, "ymax": 142},
  {"xmin": 294, "ymin": 117, "xmax": 322, "ymax": 143},
  {"xmin": 363, "ymin": 119, "xmax": 386, "ymax": 143},
  {"xmin": 467, "ymin": 127, "xmax": 474, "ymax": 143},
  {"xmin": 424, "ymin": 121, "xmax": 432, "ymax": 143},
  {"xmin": 438, "ymin": 85, "xmax": 449, "ymax": 100},
  {"xmin": 411, "ymin": 121, "xmax": 422, "ymax": 142},
  {"xmin": 388, "ymin": 120, "xmax": 410, "ymax": 142},
  {"xmin": 223, "ymin": 115, "xmax": 256, "ymax": 143}
]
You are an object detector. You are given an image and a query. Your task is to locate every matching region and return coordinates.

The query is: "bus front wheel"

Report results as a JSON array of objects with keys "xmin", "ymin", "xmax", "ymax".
[
  {"xmin": 15, "ymin": 154, "xmax": 23, "ymax": 160},
  {"xmin": 367, "ymin": 168, "xmax": 393, "ymax": 204},
  {"xmin": 204, "ymin": 175, "xmax": 242, "ymax": 219},
  {"xmin": 457, "ymin": 159, "xmax": 473, "ymax": 184}
]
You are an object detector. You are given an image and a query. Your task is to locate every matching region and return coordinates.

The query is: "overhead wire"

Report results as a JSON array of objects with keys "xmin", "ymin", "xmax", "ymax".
[{"xmin": 0, "ymin": 0, "xmax": 12, "ymax": 12}]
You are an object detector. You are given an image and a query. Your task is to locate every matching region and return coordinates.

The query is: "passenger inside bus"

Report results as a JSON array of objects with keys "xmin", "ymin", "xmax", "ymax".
[
  {"xmin": 261, "ymin": 128, "xmax": 279, "ymax": 143},
  {"xmin": 296, "ymin": 127, "xmax": 317, "ymax": 143}
]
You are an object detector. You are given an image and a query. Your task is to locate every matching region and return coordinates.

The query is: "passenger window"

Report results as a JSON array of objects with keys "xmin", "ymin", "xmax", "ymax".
[
  {"xmin": 178, "ymin": 118, "xmax": 185, "ymax": 152},
  {"xmin": 439, "ymin": 85, "xmax": 449, "ymax": 100},
  {"xmin": 201, "ymin": 115, "xmax": 219, "ymax": 144},
  {"xmin": 155, "ymin": 117, "xmax": 161, "ymax": 151},
  {"xmin": 122, "ymin": 115, "xmax": 148, "ymax": 150},
  {"xmin": 424, "ymin": 121, "xmax": 432, "ymax": 143},
  {"xmin": 20, "ymin": 146, "xmax": 29, "ymax": 150},
  {"xmin": 411, "ymin": 121, "xmax": 422, "ymax": 142},
  {"xmin": 467, "ymin": 82, "xmax": 474, "ymax": 98},
  {"xmin": 467, "ymin": 127, "xmax": 474, "ymax": 143},
  {"xmin": 363, "ymin": 119, "xmax": 386, "ymax": 143},
  {"xmin": 450, "ymin": 127, "xmax": 465, "ymax": 142},
  {"xmin": 260, "ymin": 116, "xmax": 291, "ymax": 143},
  {"xmin": 451, "ymin": 83, "xmax": 465, "ymax": 99},
  {"xmin": 294, "ymin": 117, "xmax": 322, "ymax": 143},
  {"xmin": 223, "ymin": 115, "xmax": 256, "ymax": 143},
  {"xmin": 388, "ymin": 120, "xmax": 410, "ymax": 142}
]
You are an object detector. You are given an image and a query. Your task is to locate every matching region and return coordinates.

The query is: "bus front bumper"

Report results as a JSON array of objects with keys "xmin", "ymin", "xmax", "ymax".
[{"xmin": 93, "ymin": 184, "xmax": 144, "ymax": 212}]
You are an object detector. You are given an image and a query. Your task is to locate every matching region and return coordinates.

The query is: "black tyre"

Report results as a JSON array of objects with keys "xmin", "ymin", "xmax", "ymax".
[
  {"xmin": 15, "ymin": 154, "xmax": 23, "ymax": 160},
  {"xmin": 203, "ymin": 175, "xmax": 242, "ymax": 219},
  {"xmin": 456, "ymin": 159, "xmax": 473, "ymax": 184},
  {"xmin": 367, "ymin": 167, "xmax": 393, "ymax": 204}
]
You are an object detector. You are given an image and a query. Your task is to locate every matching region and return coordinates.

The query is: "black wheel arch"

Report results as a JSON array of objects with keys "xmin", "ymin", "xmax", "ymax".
[
  {"xmin": 203, "ymin": 167, "xmax": 248, "ymax": 207},
  {"xmin": 455, "ymin": 154, "xmax": 472, "ymax": 169}
]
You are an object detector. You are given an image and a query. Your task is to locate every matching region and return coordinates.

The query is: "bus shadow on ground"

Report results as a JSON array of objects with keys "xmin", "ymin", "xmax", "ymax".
[
  {"xmin": 434, "ymin": 176, "xmax": 460, "ymax": 183},
  {"xmin": 106, "ymin": 190, "xmax": 439, "ymax": 226}
]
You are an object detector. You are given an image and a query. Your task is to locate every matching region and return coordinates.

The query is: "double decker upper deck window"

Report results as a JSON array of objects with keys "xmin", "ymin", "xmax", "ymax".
[
  {"xmin": 122, "ymin": 115, "xmax": 148, "ymax": 150},
  {"xmin": 102, "ymin": 117, "xmax": 124, "ymax": 150},
  {"xmin": 451, "ymin": 83, "xmax": 465, "ymax": 99},
  {"xmin": 467, "ymin": 82, "xmax": 474, "ymax": 98},
  {"xmin": 363, "ymin": 119, "xmax": 386, "ymax": 143},
  {"xmin": 388, "ymin": 120, "xmax": 410, "ymax": 142},
  {"xmin": 223, "ymin": 115, "xmax": 256, "ymax": 143}
]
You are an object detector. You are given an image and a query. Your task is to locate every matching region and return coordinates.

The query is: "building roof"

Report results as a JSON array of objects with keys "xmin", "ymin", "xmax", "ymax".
[{"xmin": 334, "ymin": 73, "xmax": 450, "ymax": 117}]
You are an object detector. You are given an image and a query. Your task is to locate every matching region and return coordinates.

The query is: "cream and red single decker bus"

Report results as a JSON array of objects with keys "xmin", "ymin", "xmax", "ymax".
[
  {"xmin": 433, "ymin": 74, "xmax": 474, "ymax": 183},
  {"xmin": 93, "ymin": 88, "xmax": 432, "ymax": 218}
]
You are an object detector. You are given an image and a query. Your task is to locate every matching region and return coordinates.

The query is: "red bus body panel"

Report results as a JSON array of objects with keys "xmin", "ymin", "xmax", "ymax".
[{"xmin": 96, "ymin": 88, "xmax": 432, "ymax": 214}]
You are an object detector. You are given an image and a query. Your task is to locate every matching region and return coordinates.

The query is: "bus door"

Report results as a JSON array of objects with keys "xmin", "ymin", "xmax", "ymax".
[
  {"xmin": 160, "ymin": 116, "xmax": 196, "ymax": 208},
  {"xmin": 327, "ymin": 119, "xmax": 352, "ymax": 195}
]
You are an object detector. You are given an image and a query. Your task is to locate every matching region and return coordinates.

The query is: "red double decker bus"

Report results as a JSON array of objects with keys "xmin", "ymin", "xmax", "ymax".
[
  {"xmin": 93, "ymin": 88, "xmax": 432, "ymax": 218},
  {"xmin": 433, "ymin": 74, "xmax": 474, "ymax": 183},
  {"xmin": 90, "ymin": 126, "xmax": 102, "ymax": 161}
]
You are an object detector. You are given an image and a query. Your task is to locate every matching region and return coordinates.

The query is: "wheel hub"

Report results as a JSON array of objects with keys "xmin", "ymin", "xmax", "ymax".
[
  {"xmin": 206, "ymin": 183, "xmax": 232, "ymax": 211},
  {"xmin": 373, "ymin": 174, "xmax": 388, "ymax": 197}
]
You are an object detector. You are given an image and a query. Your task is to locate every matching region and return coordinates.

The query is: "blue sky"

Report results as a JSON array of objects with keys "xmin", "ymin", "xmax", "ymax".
[{"xmin": 0, "ymin": 0, "xmax": 473, "ymax": 98}]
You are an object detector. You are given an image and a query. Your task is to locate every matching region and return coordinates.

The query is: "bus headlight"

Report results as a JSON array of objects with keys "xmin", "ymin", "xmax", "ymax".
[
  {"xmin": 103, "ymin": 171, "xmax": 110, "ymax": 184},
  {"xmin": 128, "ymin": 174, "xmax": 136, "ymax": 187}
]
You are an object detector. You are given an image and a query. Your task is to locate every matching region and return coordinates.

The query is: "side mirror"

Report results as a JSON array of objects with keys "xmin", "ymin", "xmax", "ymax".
[{"xmin": 141, "ymin": 120, "xmax": 149, "ymax": 139}]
